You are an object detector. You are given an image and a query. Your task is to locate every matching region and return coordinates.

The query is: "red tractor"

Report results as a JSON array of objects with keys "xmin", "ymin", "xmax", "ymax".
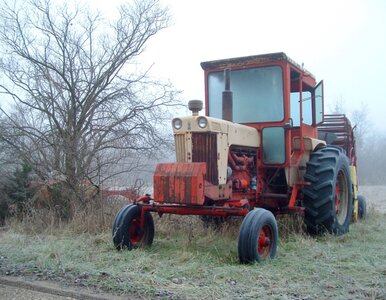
[{"xmin": 112, "ymin": 52, "xmax": 366, "ymax": 263}]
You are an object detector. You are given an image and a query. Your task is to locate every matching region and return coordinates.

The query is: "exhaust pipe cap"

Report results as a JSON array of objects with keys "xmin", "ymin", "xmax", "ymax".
[{"xmin": 188, "ymin": 100, "xmax": 203, "ymax": 116}]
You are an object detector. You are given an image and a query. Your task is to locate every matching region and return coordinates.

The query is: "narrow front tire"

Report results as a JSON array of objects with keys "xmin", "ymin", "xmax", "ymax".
[
  {"xmin": 112, "ymin": 205, "xmax": 154, "ymax": 250},
  {"xmin": 238, "ymin": 208, "xmax": 278, "ymax": 263}
]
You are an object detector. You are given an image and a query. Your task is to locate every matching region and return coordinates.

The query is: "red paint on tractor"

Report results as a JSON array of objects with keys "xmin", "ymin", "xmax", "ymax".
[
  {"xmin": 141, "ymin": 203, "xmax": 250, "ymax": 217},
  {"xmin": 258, "ymin": 225, "xmax": 272, "ymax": 255},
  {"xmin": 154, "ymin": 162, "xmax": 206, "ymax": 205}
]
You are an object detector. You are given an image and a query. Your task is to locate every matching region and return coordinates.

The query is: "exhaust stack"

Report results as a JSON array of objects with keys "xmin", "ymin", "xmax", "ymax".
[{"xmin": 222, "ymin": 69, "xmax": 233, "ymax": 122}]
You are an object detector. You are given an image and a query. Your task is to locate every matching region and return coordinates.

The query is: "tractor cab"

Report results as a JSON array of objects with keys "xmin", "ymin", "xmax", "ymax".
[{"xmin": 201, "ymin": 52, "xmax": 325, "ymax": 169}]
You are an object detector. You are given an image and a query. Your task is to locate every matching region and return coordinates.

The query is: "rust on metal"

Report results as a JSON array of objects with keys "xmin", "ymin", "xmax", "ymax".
[
  {"xmin": 142, "ymin": 203, "xmax": 249, "ymax": 217},
  {"xmin": 192, "ymin": 133, "xmax": 218, "ymax": 184},
  {"xmin": 318, "ymin": 114, "xmax": 356, "ymax": 165},
  {"xmin": 222, "ymin": 69, "xmax": 233, "ymax": 122},
  {"xmin": 154, "ymin": 162, "xmax": 206, "ymax": 205}
]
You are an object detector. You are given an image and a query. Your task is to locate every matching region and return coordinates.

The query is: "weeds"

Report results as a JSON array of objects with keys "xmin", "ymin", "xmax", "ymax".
[
  {"xmin": 1, "ymin": 208, "xmax": 386, "ymax": 299},
  {"xmin": 0, "ymin": 194, "xmax": 386, "ymax": 299}
]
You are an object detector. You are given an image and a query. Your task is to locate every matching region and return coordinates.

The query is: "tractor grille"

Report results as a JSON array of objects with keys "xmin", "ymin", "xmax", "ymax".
[
  {"xmin": 174, "ymin": 134, "xmax": 187, "ymax": 162},
  {"xmin": 192, "ymin": 133, "xmax": 218, "ymax": 185}
]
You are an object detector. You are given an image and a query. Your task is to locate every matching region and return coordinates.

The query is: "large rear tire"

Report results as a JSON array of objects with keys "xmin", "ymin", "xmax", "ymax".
[
  {"xmin": 112, "ymin": 205, "xmax": 154, "ymax": 250},
  {"xmin": 303, "ymin": 146, "xmax": 353, "ymax": 235},
  {"xmin": 238, "ymin": 208, "xmax": 278, "ymax": 263}
]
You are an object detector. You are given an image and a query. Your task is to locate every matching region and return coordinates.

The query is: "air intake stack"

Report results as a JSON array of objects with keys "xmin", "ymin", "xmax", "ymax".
[{"xmin": 222, "ymin": 69, "xmax": 233, "ymax": 122}]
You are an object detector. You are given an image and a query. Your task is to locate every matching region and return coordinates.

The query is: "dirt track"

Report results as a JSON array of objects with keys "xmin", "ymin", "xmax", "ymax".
[
  {"xmin": 0, "ymin": 283, "xmax": 75, "ymax": 300},
  {"xmin": 0, "ymin": 277, "xmax": 126, "ymax": 300}
]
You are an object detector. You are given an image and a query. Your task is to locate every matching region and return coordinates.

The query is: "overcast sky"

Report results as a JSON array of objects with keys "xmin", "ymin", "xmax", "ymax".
[{"xmin": 92, "ymin": 0, "xmax": 386, "ymax": 132}]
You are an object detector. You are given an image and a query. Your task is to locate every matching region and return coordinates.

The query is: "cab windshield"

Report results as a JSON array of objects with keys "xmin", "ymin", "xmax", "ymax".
[{"xmin": 208, "ymin": 66, "xmax": 284, "ymax": 123}]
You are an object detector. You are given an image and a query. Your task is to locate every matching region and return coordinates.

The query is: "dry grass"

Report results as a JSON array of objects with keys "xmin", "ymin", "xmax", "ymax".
[
  {"xmin": 0, "ymin": 186, "xmax": 385, "ymax": 299},
  {"xmin": 5, "ymin": 195, "xmax": 128, "ymax": 235},
  {"xmin": 1, "ymin": 209, "xmax": 385, "ymax": 299},
  {"xmin": 360, "ymin": 185, "xmax": 386, "ymax": 213}
]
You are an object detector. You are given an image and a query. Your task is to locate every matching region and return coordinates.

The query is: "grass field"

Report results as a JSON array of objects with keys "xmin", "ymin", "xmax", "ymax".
[{"xmin": 0, "ymin": 188, "xmax": 385, "ymax": 299}]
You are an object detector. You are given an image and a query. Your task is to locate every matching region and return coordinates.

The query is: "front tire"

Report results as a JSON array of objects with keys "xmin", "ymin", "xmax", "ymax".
[
  {"xmin": 303, "ymin": 146, "xmax": 353, "ymax": 235},
  {"xmin": 112, "ymin": 205, "xmax": 154, "ymax": 250},
  {"xmin": 238, "ymin": 208, "xmax": 278, "ymax": 263}
]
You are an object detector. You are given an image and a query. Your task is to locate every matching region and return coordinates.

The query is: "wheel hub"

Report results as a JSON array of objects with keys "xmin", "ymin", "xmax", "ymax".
[
  {"xmin": 258, "ymin": 226, "xmax": 272, "ymax": 256},
  {"xmin": 129, "ymin": 219, "xmax": 143, "ymax": 244}
]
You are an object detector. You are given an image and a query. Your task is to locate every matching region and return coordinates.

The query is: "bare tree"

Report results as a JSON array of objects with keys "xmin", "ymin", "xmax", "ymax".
[
  {"xmin": 350, "ymin": 103, "xmax": 372, "ymax": 152},
  {"xmin": 329, "ymin": 95, "xmax": 346, "ymax": 114},
  {"xmin": 328, "ymin": 99, "xmax": 386, "ymax": 185},
  {"xmin": 359, "ymin": 132, "xmax": 386, "ymax": 185},
  {"xmin": 0, "ymin": 0, "xmax": 179, "ymax": 208}
]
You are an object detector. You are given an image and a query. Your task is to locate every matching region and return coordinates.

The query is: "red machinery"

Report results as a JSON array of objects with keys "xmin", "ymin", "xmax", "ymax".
[{"xmin": 112, "ymin": 53, "xmax": 365, "ymax": 263}]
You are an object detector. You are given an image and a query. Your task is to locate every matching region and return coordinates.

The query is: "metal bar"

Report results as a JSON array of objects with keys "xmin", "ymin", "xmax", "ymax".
[
  {"xmin": 288, "ymin": 181, "xmax": 311, "ymax": 208},
  {"xmin": 141, "ymin": 204, "xmax": 249, "ymax": 217},
  {"xmin": 261, "ymin": 193, "xmax": 288, "ymax": 199}
]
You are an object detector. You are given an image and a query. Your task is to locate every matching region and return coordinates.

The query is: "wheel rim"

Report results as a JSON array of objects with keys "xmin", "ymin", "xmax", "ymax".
[
  {"xmin": 257, "ymin": 225, "xmax": 273, "ymax": 258},
  {"xmin": 335, "ymin": 169, "xmax": 348, "ymax": 225},
  {"xmin": 129, "ymin": 219, "xmax": 143, "ymax": 245}
]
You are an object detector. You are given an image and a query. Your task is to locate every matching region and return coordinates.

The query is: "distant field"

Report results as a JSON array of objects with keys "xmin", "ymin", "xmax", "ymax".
[
  {"xmin": 359, "ymin": 185, "xmax": 386, "ymax": 213},
  {"xmin": 0, "ymin": 186, "xmax": 385, "ymax": 299}
]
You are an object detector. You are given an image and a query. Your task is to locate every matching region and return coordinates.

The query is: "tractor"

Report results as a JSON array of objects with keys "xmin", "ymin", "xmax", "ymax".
[{"xmin": 112, "ymin": 52, "xmax": 366, "ymax": 263}]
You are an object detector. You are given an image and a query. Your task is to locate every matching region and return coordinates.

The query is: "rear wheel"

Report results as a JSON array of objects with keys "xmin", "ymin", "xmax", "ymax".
[
  {"xmin": 112, "ymin": 205, "xmax": 154, "ymax": 250},
  {"xmin": 238, "ymin": 208, "xmax": 278, "ymax": 263},
  {"xmin": 358, "ymin": 195, "xmax": 367, "ymax": 220},
  {"xmin": 303, "ymin": 146, "xmax": 353, "ymax": 235}
]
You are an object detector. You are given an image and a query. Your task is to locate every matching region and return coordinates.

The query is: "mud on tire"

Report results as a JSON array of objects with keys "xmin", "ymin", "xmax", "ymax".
[{"xmin": 303, "ymin": 146, "xmax": 353, "ymax": 235}]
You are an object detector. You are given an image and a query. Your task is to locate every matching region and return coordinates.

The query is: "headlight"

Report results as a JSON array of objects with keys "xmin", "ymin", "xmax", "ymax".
[
  {"xmin": 172, "ymin": 118, "xmax": 182, "ymax": 130},
  {"xmin": 197, "ymin": 117, "xmax": 208, "ymax": 128}
]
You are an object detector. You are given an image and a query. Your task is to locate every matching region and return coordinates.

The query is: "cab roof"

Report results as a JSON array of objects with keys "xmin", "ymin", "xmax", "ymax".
[{"xmin": 200, "ymin": 52, "xmax": 315, "ymax": 80}]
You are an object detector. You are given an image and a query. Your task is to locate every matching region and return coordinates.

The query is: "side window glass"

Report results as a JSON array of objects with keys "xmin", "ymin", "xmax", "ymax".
[
  {"xmin": 302, "ymin": 91, "xmax": 312, "ymax": 125},
  {"xmin": 290, "ymin": 91, "xmax": 312, "ymax": 126},
  {"xmin": 315, "ymin": 81, "xmax": 324, "ymax": 124},
  {"xmin": 290, "ymin": 92, "xmax": 300, "ymax": 126},
  {"xmin": 262, "ymin": 127, "xmax": 285, "ymax": 164}
]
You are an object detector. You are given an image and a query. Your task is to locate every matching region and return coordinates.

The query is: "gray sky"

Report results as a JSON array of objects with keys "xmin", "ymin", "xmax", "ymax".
[
  {"xmin": 81, "ymin": 0, "xmax": 386, "ymax": 133},
  {"xmin": 139, "ymin": 0, "xmax": 386, "ymax": 133}
]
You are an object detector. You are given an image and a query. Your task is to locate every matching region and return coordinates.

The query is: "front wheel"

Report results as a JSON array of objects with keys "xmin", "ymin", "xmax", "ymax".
[
  {"xmin": 238, "ymin": 208, "xmax": 278, "ymax": 263},
  {"xmin": 112, "ymin": 205, "xmax": 154, "ymax": 250}
]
